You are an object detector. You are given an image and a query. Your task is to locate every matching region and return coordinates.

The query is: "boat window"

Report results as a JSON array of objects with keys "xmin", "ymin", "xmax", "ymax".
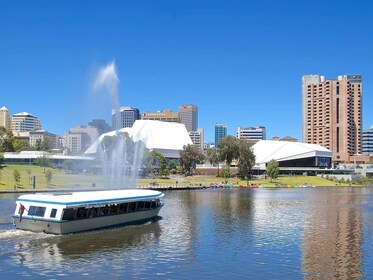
[
  {"xmin": 77, "ymin": 207, "xmax": 88, "ymax": 219},
  {"xmin": 62, "ymin": 208, "xmax": 76, "ymax": 220},
  {"xmin": 50, "ymin": 209, "xmax": 57, "ymax": 218},
  {"xmin": 29, "ymin": 206, "xmax": 46, "ymax": 217},
  {"xmin": 128, "ymin": 202, "xmax": 137, "ymax": 212},
  {"xmin": 150, "ymin": 201, "xmax": 156, "ymax": 209},
  {"xmin": 118, "ymin": 203, "xmax": 128, "ymax": 214},
  {"xmin": 88, "ymin": 208, "xmax": 98, "ymax": 218},
  {"xmin": 98, "ymin": 206, "xmax": 109, "ymax": 216},
  {"xmin": 137, "ymin": 201, "xmax": 145, "ymax": 210},
  {"xmin": 144, "ymin": 201, "xmax": 151, "ymax": 209},
  {"xmin": 108, "ymin": 205, "xmax": 118, "ymax": 215}
]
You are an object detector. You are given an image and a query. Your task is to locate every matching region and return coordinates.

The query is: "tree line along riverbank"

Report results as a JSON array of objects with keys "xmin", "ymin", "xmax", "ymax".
[{"xmin": 0, "ymin": 164, "xmax": 359, "ymax": 191}]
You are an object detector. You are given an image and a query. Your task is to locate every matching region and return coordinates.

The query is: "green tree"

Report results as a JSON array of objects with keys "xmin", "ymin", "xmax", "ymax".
[
  {"xmin": 101, "ymin": 134, "xmax": 116, "ymax": 154},
  {"xmin": 266, "ymin": 159, "xmax": 279, "ymax": 182},
  {"xmin": 160, "ymin": 167, "xmax": 170, "ymax": 178},
  {"xmin": 158, "ymin": 153, "xmax": 168, "ymax": 178},
  {"xmin": 35, "ymin": 138, "xmax": 42, "ymax": 151},
  {"xmin": 168, "ymin": 160, "xmax": 176, "ymax": 170},
  {"xmin": 0, "ymin": 127, "xmax": 15, "ymax": 152},
  {"xmin": 179, "ymin": 144, "xmax": 205, "ymax": 175},
  {"xmin": 206, "ymin": 148, "xmax": 220, "ymax": 176},
  {"xmin": 168, "ymin": 160, "xmax": 177, "ymax": 174},
  {"xmin": 45, "ymin": 170, "xmax": 53, "ymax": 186},
  {"xmin": 237, "ymin": 140, "xmax": 256, "ymax": 180},
  {"xmin": 159, "ymin": 154, "xmax": 167, "ymax": 173},
  {"xmin": 176, "ymin": 165, "xmax": 183, "ymax": 174},
  {"xmin": 220, "ymin": 164, "xmax": 231, "ymax": 181},
  {"xmin": 0, "ymin": 168, "xmax": 2, "ymax": 185},
  {"xmin": 150, "ymin": 150, "xmax": 167, "ymax": 177},
  {"xmin": 41, "ymin": 138, "xmax": 50, "ymax": 151},
  {"xmin": 35, "ymin": 156, "xmax": 52, "ymax": 172},
  {"xmin": 13, "ymin": 169, "xmax": 21, "ymax": 187},
  {"xmin": 141, "ymin": 148, "xmax": 152, "ymax": 176},
  {"xmin": 14, "ymin": 139, "xmax": 34, "ymax": 152},
  {"xmin": 218, "ymin": 136, "xmax": 240, "ymax": 175},
  {"xmin": 100, "ymin": 133, "xmax": 137, "ymax": 164}
]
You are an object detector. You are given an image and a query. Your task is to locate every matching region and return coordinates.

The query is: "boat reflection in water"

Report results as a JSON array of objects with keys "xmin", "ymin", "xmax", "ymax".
[{"xmin": 12, "ymin": 219, "xmax": 162, "ymax": 270}]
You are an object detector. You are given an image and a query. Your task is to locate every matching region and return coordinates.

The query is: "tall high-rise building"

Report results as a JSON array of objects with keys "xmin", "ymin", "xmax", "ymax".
[
  {"xmin": 178, "ymin": 104, "xmax": 198, "ymax": 132},
  {"xmin": 362, "ymin": 127, "xmax": 373, "ymax": 155},
  {"xmin": 302, "ymin": 74, "xmax": 362, "ymax": 162},
  {"xmin": 12, "ymin": 112, "xmax": 42, "ymax": 133},
  {"xmin": 88, "ymin": 119, "xmax": 111, "ymax": 135},
  {"xmin": 215, "ymin": 123, "xmax": 227, "ymax": 147},
  {"xmin": 0, "ymin": 106, "xmax": 11, "ymax": 129},
  {"xmin": 189, "ymin": 128, "xmax": 204, "ymax": 151},
  {"xmin": 237, "ymin": 126, "xmax": 266, "ymax": 141},
  {"xmin": 112, "ymin": 107, "xmax": 140, "ymax": 130},
  {"xmin": 141, "ymin": 109, "xmax": 180, "ymax": 123},
  {"xmin": 63, "ymin": 133, "xmax": 82, "ymax": 154}
]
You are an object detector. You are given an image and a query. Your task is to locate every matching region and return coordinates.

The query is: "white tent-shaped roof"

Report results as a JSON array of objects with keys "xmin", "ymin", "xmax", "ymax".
[
  {"xmin": 85, "ymin": 120, "xmax": 193, "ymax": 158},
  {"xmin": 252, "ymin": 140, "xmax": 332, "ymax": 169}
]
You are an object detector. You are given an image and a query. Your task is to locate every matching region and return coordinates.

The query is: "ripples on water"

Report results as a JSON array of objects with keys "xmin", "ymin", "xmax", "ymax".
[{"xmin": 2, "ymin": 188, "xmax": 373, "ymax": 279}]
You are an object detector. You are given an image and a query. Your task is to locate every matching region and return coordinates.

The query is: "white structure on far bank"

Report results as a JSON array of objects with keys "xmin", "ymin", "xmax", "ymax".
[
  {"xmin": 252, "ymin": 140, "xmax": 333, "ymax": 170},
  {"xmin": 85, "ymin": 120, "xmax": 193, "ymax": 159}
]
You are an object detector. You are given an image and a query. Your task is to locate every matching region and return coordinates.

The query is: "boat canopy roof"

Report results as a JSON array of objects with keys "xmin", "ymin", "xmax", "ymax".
[{"xmin": 16, "ymin": 189, "xmax": 164, "ymax": 208}]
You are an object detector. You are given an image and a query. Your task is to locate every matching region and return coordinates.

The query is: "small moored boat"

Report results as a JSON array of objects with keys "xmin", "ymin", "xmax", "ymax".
[{"xmin": 12, "ymin": 189, "xmax": 164, "ymax": 234}]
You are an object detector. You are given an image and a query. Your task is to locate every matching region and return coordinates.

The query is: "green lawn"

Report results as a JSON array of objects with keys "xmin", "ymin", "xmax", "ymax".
[
  {"xmin": 143, "ymin": 174, "xmax": 352, "ymax": 187},
  {"xmin": 0, "ymin": 164, "xmax": 354, "ymax": 191},
  {"xmin": 0, "ymin": 165, "xmax": 104, "ymax": 190}
]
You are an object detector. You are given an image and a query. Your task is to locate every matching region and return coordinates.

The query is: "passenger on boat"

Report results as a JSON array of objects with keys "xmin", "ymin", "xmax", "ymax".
[
  {"xmin": 77, "ymin": 208, "xmax": 87, "ymax": 219},
  {"xmin": 98, "ymin": 207, "xmax": 108, "ymax": 216},
  {"xmin": 88, "ymin": 208, "xmax": 97, "ymax": 218}
]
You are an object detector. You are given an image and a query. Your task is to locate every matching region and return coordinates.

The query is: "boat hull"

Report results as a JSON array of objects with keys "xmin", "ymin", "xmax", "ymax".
[{"xmin": 13, "ymin": 207, "xmax": 162, "ymax": 235}]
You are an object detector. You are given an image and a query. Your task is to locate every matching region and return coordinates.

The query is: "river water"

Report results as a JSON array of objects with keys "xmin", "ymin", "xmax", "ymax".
[{"xmin": 1, "ymin": 187, "xmax": 373, "ymax": 279}]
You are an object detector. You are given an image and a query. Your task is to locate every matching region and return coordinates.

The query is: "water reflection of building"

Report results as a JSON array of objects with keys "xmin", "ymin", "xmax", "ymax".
[{"xmin": 301, "ymin": 190, "xmax": 363, "ymax": 279}]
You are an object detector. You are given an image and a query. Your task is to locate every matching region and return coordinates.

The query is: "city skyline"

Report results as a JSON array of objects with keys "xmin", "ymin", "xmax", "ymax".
[{"xmin": 1, "ymin": 1, "xmax": 372, "ymax": 142}]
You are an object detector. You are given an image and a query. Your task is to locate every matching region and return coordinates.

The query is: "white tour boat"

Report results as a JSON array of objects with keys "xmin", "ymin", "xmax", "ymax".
[{"xmin": 12, "ymin": 189, "xmax": 164, "ymax": 234}]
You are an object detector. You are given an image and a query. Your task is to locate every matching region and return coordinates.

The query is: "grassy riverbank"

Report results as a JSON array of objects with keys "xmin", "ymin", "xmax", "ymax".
[
  {"xmin": 0, "ymin": 165, "xmax": 104, "ymax": 190},
  {"xmin": 0, "ymin": 164, "xmax": 355, "ymax": 191},
  {"xmin": 138, "ymin": 174, "xmax": 351, "ymax": 187}
]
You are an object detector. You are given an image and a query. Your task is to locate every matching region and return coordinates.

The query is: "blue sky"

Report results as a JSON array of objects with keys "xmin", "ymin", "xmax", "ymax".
[{"xmin": 1, "ymin": 0, "xmax": 372, "ymax": 142}]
